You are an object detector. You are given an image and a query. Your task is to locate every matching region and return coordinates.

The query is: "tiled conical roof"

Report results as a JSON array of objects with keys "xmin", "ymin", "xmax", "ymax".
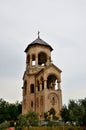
[{"xmin": 25, "ymin": 37, "xmax": 53, "ymax": 52}]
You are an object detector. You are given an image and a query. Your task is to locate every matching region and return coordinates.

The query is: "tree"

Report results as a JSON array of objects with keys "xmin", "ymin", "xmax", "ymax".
[
  {"xmin": 0, "ymin": 98, "xmax": 22, "ymax": 123},
  {"xmin": 49, "ymin": 108, "xmax": 55, "ymax": 117},
  {"xmin": 26, "ymin": 110, "xmax": 39, "ymax": 126},
  {"xmin": 18, "ymin": 110, "xmax": 39, "ymax": 127},
  {"xmin": 49, "ymin": 108, "xmax": 58, "ymax": 120},
  {"xmin": 17, "ymin": 114, "xmax": 27, "ymax": 127},
  {"xmin": 0, "ymin": 98, "xmax": 10, "ymax": 123},
  {"xmin": 44, "ymin": 108, "xmax": 58, "ymax": 121},
  {"xmin": 8, "ymin": 101, "xmax": 22, "ymax": 121},
  {"xmin": 60, "ymin": 105, "xmax": 69, "ymax": 123},
  {"xmin": 44, "ymin": 112, "xmax": 49, "ymax": 121},
  {"xmin": 79, "ymin": 98, "xmax": 86, "ymax": 126},
  {"xmin": 60, "ymin": 99, "xmax": 86, "ymax": 126}
]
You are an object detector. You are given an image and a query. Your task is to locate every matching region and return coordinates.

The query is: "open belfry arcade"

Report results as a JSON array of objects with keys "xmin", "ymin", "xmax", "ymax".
[{"xmin": 22, "ymin": 33, "xmax": 62, "ymax": 120}]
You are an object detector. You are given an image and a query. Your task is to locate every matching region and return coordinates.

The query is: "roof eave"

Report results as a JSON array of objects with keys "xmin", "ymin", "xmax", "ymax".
[{"xmin": 24, "ymin": 43, "xmax": 53, "ymax": 53}]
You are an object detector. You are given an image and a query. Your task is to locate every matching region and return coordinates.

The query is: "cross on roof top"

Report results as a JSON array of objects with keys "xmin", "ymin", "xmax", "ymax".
[{"xmin": 37, "ymin": 31, "xmax": 40, "ymax": 38}]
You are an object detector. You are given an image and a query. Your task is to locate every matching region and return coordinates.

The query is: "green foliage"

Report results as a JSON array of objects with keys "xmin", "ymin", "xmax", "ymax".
[
  {"xmin": 8, "ymin": 101, "xmax": 22, "ymax": 121},
  {"xmin": 26, "ymin": 110, "xmax": 39, "ymax": 126},
  {"xmin": 17, "ymin": 110, "xmax": 39, "ymax": 127},
  {"xmin": 21, "ymin": 126, "xmax": 83, "ymax": 130},
  {"xmin": 49, "ymin": 108, "xmax": 56, "ymax": 119},
  {"xmin": 44, "ymin": 112, "xmax": 49, "ymax": 121},
  {"xmin": 47, "ymin": 121, "xmax": 60, "ymax": 126},
  {"xmin": 0, "ymin": 98, "xmax": 10, "ymax": 123},
  {"xmin": 60, "ymin": 98, "xmax": 86, "ymax": 126},
  {"xmin": 44, "ymin": 108, "xmax": 58, "ymax": 121},
  {"xmin": 0, "ymin": 98, "xmax": 22, "ymax": 123},
  {"xmin": 0, "ymin": 121, "xmax": 10, "ymax": 130},
  {"xmin": 17, "ymin": 114, "xmax": 27, "ymax": 127}
]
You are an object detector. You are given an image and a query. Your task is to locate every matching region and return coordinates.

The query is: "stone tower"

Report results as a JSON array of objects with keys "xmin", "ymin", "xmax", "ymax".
[{"xmin": 22, "ymin": 34, "xmax": 62, "ymax": 120}]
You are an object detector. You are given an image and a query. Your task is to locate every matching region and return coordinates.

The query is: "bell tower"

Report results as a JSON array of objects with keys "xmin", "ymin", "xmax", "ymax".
[{"xmin": 22, "ymin": 34, "xmax": 62, "ymax": 120}]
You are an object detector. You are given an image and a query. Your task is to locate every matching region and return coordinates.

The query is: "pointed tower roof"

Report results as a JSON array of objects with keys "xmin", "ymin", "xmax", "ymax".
[{"xmin": 25, "ymin": 35, "xmax": 53, "ymax": 52}]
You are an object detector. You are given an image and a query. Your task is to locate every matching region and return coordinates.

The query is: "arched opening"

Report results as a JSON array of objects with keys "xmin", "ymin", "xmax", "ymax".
[
  {"xmin": 24, "ymin": 80, "xmax": 27, "ymax": 95},
  {"xmin": 32, "ymin": 54, "xmax": 36, "ymax": 66},
  {"xmin": 47, "ymin": 75, "xmax": 57, "ymax": 90},
  {"xmin": 38, "ymin": 52, "xmax": 47, "ymax": 66},
  {"xmin": 52, "ymin": 97, "xmax": 55, "ymax": 105},
  {"xmin": 31, "ymin": 101, "xmax": 33, "ymax": 108},
  {"xmin": 26, "ymin": 54, "xmax": 30, "ymax": 64},
  {"xmin": 30, "ymin": 84, "xmax": 34, "ymax": 93}
]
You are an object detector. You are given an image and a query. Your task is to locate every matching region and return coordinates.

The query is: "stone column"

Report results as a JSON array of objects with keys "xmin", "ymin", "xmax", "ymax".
[
  {"xmin": 36, "ymin": 86, "xmax": 38, "ymax": 92},
  {"xmin": 46, "ymin": 57, "xmax": 49, "ymax": 66},
  {"xmin": 44, "ymin": 80, "xmax": 47, "ymax": 89},
  {"xmin": 57, "ymin": 81, "xmax": 61, "ymax": 90},
  {"xmin": 40, "ymin": 81, "xmax": 42, "ymax": 91},
  {"xmin": 36, "ymin": 56, "xmax": 38, "ymax": 67},
  {"xmin": 53, "ymin": 82, "xmax": 56, "ymax": 90}
]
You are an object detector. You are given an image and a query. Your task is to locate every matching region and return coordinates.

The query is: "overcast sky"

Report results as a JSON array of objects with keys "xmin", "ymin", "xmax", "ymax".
[{"xmin": 0, "ymin": 0, "xmax": 86, "ymax": 105}]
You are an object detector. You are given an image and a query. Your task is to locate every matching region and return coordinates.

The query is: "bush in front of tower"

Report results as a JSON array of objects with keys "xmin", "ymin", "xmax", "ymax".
[
  {"xmin": 43, "ymin": 108, "xmax": 59, "ymax": 126},
  {"xmin": 44, "ymin": 108, "xmax": 59, "ymax": 121},
  {"xmin": 17, "ymin": 110, "xmax": 39, "ymax": 128}
]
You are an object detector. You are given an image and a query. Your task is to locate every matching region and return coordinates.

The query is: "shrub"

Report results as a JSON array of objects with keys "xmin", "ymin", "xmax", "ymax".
[{"xmin": 0, "ymin": 121, "xmax": 10, "ymax": 130}]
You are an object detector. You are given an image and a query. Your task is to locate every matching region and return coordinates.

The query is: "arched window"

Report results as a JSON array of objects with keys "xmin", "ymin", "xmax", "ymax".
[
  {"xmin": 38, "ymin": 52, "xmax": 47, "ymax": 66},
  {"xmin": 26, "ymin": 54, "xmax": 30, "ymax": 64},
  {"xmin": 30, "ymin": 84, "xmax": 34, "ymax": 93},
  {"xmin": 31, "ymin": 101, "xmax": 33, "ymax": 107},
  {"xmin": 24, "ymin": 80, "xmax": 27, "ymax": 95},
  {"xmin": 32, "ymin": 54, "xmax": 36, "ymax": 66}
]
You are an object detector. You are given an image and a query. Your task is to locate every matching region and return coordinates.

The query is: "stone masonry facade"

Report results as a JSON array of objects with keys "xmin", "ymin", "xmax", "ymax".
[{"xmin": 22, "ymin": 35, "xmax": 62, "ymax": 120}]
